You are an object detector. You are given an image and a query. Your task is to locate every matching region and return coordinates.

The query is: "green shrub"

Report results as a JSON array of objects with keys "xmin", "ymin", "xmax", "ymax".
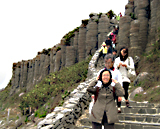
[
  {"xmin": 63, "ymin": 27, "xmax": 79, "ymax": 46},
  {"xmin": 19, "ymin": 56, "xmax": 91, "ymax": 115},
  {"xmin": 89, "ymin": 13, "xmax": 95, "ymax": 18}
]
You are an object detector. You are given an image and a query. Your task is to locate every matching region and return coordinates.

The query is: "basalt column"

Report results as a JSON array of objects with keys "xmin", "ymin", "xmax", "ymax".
[
  {"xmin": 78, "ymin": 25, "xmax": 86, "ymax": 62},
  {"xmin": 156, "ymin": 0, "xmax": 160, "ymax": 38},
  {"xmin": 50, "ymin": 49, "xmax": 56, "ymax": 74},
  {"xmin": 73, "ymin": 31, "xmax": 79, "ymax": 63},
  {"xmin": 70, "ymin": 37, "xmax": 74, "ymax": 46},
  {"xmin": 65, "ymin": 46, "xmax": 75, "ymax": 67},
  {"xmin": 54, "ymin": 50, "xmax": 62, "ymax": 72},
  {"xmin": 39, "ymin": 54, "xmax": 45, "ymax": 81},
  {"xmin": 43, "ymin": 54, "xmax": 50, "ymax": 77},
  {"xmin": 10, "ymin": 63, "xmax": 20, "ymax": 95},
  {"xmin": 125, "ymin": 0, "xmax": 134, "ymax": 16},
  {"xmin": 33, "ymin": 55, "xmax": 40, "ymax": 85},
  {"xmin": 134, "ymin": 0, "xmax": 139, "ymax": 19},
  {"xmin": 86, "ymin": 21, "xmax": 98, "ymax": 56},
  {"xmin": 130, "ymin": 20, "xmax": 141, "ymax": 57},
  {"xmin": 11, "ymin": 62, "xmax": 21, "ymax": 95},
  {"xmin": 27, "ymin": 60, "xmax": 35, "ymax": 91},
  {"xmin": 61, "ymin": 38, "xmax": 66, "ymax": 68},
  {"xmin": 146, "ymin": 0, "xmax": 158, "ymax": 53},
  {"xmin": 98, "ymin": 14, "xmax": 110, "ymax": 48},
  {"xmin": 10, "ymin": 64, "xmax": 16, "ymax": 95},
  {"xmin": 118, "ymin": 16, "xmax": 131, "ymax": 50},
  {"xmin": 22, "ymin": 61, "xmax": 28, "ymax": 88},
  {"xmin": 19, "ymin": 61, "xmax": 24, "ymax": 89},
  {"xmin": 137, "ymin": 0, "xmax": 149, "ymax": 52}
]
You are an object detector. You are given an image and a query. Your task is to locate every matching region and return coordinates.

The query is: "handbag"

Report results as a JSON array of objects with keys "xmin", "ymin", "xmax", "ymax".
[{"xmin": 127, "ymin": 57, "xmax": 136, "ymax": 82}]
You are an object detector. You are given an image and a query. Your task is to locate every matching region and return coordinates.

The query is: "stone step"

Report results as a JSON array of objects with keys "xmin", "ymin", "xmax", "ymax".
[
  {"xmin": 115, "ymin": 122, "xmax": 160, "ymax": 129},
  {"xmin": 121, "ymin": 101, "xmax": 156, "ymax": 108},
  {"xmin": 120, "ymin": 107, "xmax": 160, "ymax": 114},
  {"xmin": 118, "ymin": 114, "xmax": 160, "ymax": 123}
]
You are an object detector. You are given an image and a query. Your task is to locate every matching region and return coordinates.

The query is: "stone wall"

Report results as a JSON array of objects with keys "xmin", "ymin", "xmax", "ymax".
[{"xmin": 36, "ymin": 48, "xmax": 100, "ymax": 129}]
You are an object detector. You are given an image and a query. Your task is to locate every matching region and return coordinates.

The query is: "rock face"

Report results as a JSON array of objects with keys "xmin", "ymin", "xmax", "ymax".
[
  {"xmin": 9, "ymin": 0, "xmax": 160, "ymax": 96},
  {"xmin": 116, "ymin": 0, "xmax": 160, "ymax": 57},
  {"xmin": 130, "ymin": 20, "xmax": 141, "ymax": 56},
  {"xmin": 65, "ymin": 46, "xmax": 75, "ymax": 67},
  {"xmin": 78, "ymin": 26, "xmax": 87, "ymax": 62},
  {"xmin": 98, "ymin": 14, "xmax": 110, "ymax": 48},
  {"xmin": 9, "ymin": 13, "xmax": 117, "ymax": 95},
  {"xmin": 117, "ymin": 16, "xmax": 132, "ymax": 50},
  {"xmin": 86, "ymin": 20, "xmax": 98, "ymax": 56}
]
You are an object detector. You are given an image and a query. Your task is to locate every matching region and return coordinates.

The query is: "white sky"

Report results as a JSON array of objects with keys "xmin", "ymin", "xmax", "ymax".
[{"xmin": 0, "ymin": 0, "xmax": 128, "ymax": 89}]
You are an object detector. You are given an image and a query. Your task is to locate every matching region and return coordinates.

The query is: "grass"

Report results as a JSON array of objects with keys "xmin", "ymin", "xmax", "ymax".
[
  {"xmin": 0, "ymin": 56, "xmax": 92, "ymax": 121},
  {"xmin": 130, "ymin": 40, "xmax": 160, "ymax": 103}
]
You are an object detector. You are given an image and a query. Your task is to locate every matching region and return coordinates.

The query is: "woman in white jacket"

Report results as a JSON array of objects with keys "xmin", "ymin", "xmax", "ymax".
[{"xmin": 114, "ymin": 47, "xmax": 135, "ymax": 107}]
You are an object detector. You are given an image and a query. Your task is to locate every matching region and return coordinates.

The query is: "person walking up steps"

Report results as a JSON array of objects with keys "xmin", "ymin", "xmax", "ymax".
[
  {"xmin": 114, "ymin": 47, "xmax": 135, "ymax": 107},
  {"xmin": 87, "ymin": 69, "xmax": 124, "ymax": 129}
]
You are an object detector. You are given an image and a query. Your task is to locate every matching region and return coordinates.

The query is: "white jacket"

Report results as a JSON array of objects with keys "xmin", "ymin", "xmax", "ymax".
[{"xmin": 114, "ymin": 57, "xmax": 135, "ymax": 83}]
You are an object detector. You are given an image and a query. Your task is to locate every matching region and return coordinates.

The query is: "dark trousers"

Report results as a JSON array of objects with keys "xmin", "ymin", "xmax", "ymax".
[
  {"xmin": 92, "ymin": 112, "xmax": 114, "ymax": 129},
  {"xmin": 114, "ymin": 82, "xmax": 130, "ymax": 107},
  {"xmin": 123, "ymin": 82, "xmax": 130, "ymax": 100},
  {"xmin": 115, "ymin": 96, "xmax": 121, "ymax": 107}
]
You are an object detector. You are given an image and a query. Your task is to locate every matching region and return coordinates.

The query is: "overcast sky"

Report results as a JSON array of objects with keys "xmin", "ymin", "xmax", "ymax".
[{"xmin": 0, "ymin": 0, "xmax": 128, "ymax": 90}]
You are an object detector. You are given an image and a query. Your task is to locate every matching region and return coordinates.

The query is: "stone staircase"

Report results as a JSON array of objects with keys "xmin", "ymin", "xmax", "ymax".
[
  {"xmin": 115, "ymin": 102, "xmax": 160, "ymax": 129},
  {"xmin": 7, "ymin": 49, "xmax": 159, "ymax": 129},
  {"xmin": 75, "ymin": 101, "xmax": 160, "ymax": 129}
]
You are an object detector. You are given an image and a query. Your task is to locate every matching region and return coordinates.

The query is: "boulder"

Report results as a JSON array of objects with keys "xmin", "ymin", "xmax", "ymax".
[
  {"xmin": 134, "ymin": 72, "xmax": 154, "ymax": 88},
  {"xmin": 129, "ymin": 87, "xmax": 143, "ymax": 100}
]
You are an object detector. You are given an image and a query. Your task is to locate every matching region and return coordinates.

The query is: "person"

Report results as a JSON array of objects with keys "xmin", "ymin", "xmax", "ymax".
[
  {"xmin": 114, "ymin": 47, "xmax": 135, "ymax": 107},
  {"xmin": 96, "ymin": 42, "xmax": 112, "ymax": 66},
  {"xmin": 96, "ymin": 54, "xmax": 123, "ymax": 113},
  {"xmin": 110, "ymin": 28, "xmax": 117, "ymax": 48},
  {"xmin": 105, "ymin": 40, "xmax": 112, "ymax": 54},
  {"xmin": 116, "ymin": 15, "xmax": 120, "ymax": 21},
  {"xmin": 112, "ymin": 49, "xmax": 117, "ymax": 59},
  {"xmin": 87, "ymin": 69, "xmax": 124, "ymax": 129},
  {"xmin": 99, "ymin": 42, "xmax": 108, "ymax": 58},
  {"xmin": 105, "ymin": 39, "xmax": 112, "ymax": 47},
  {"xmin": 119, "ymin": 12, "xmax": 122, "ymax": 17}
]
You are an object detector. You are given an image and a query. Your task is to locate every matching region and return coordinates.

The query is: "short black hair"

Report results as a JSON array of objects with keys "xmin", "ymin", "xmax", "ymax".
[{"xmin": 104, "ymin": 54, "xmax": 115, "ymax": 62}]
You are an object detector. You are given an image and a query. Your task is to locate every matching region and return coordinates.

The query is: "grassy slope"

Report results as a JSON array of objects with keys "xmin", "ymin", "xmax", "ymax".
[
  {"xmin": 130, "ymin": 40, "xmax": 160, "ymax": 103},
  {"xmin": 0, "ymin": 56, "xmax": 91, "ymax": 122}
]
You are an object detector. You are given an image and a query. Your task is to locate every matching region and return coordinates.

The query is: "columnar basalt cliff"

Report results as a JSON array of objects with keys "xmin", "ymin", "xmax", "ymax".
[
  {"xmin": 10, "ymin": 14, "xmax": 117, "ymax": 95},
  {"xmin": 10, "ymin": 0, "xmax": 160, "ymax": 96},
  {"xmin": 117, "ymin": 0, "xmax": 160, "ymax": 57}
]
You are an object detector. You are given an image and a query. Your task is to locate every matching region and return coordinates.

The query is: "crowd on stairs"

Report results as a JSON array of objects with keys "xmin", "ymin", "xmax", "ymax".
[{"xmin": 87, "ymin": 26, "xmax": 137, "ymax": 128}]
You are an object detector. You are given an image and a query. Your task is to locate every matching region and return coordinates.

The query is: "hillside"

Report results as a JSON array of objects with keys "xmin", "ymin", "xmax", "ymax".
[
  {"xmin": 0, "ymin": 56, "xmax": 91, "ymax": 128},
  {"xmin": 0, "ymin": 0, "xmax": 160, "ymax": 128}
]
